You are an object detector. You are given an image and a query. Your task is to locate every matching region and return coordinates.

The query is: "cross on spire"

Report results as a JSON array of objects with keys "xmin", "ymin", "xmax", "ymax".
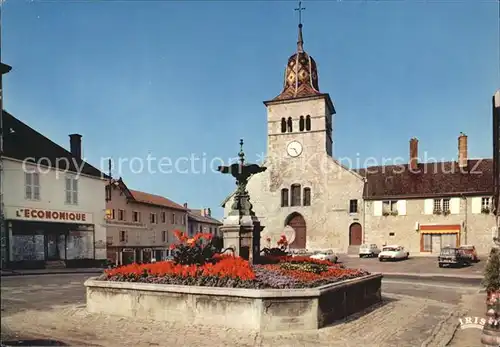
[
  {"xmin": 295, "ymin": 1, "xmax": 306, "ymax": 26},
  {"xmin": 294, "ymin": 1, "xmax": 305, "ymax": 52}
]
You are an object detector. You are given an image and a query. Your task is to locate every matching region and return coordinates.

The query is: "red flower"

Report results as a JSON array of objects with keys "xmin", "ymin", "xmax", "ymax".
[
  {"xmin": 173, "ymin": 230, "xmax": 188, "ymax": 242},
  {"xmin": 261, "ymin": 263, "xmax": 362, "ymax": 282},
  {"xmin": 169, "ymin": 244, "xmax": 177, "ymax": 250},
  {"xmin": 277, "ymin": 235, "xmax": 288, "ymax": 247},
  {"xmin": 104, "ymin": 256, "xmax": 256, "ymax": 281}
]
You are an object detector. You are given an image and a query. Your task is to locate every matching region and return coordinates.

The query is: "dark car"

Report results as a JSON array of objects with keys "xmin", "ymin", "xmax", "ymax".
[
  {"xmin": 458, "ymin": 245, "xmax": 479, "ymax": 262},
  {"xmin": 438, "ymin": 247, "xmax": 471, "ymax": 268}
]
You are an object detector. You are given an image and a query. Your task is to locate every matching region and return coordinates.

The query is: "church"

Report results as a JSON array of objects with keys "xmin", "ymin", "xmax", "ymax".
[
  {"xmin": 221, "ymin": 22, "xmax": 366, "ymax": 253},
  {"xmin": 221, "ymin": 20, "xmax": 497, "ymax": 256}
]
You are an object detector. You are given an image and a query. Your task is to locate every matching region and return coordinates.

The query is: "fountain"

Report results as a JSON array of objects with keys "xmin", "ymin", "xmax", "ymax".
[{"xmin": 217, "ymin": 139, "xmax": 267, "ymax": 264}]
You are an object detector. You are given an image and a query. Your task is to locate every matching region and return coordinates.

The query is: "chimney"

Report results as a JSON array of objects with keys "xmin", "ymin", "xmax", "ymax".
[
  {"xmin": 458, "ymin": 132, "xmax": 468, "ymax": 168},
  {"xmin": 207, "ymin": 208, "xmax": 211, "ymax": 217},
  {"xmin": 69, "ymin": 134, "xmax": 82, "ymax": 160},
  {"xmin": 409, "ymin": 138, "xmax": 419, "ymax": 171},
  {"xmin": 183, "ymin": 202, "xmax": 188, "ymax": 209}
]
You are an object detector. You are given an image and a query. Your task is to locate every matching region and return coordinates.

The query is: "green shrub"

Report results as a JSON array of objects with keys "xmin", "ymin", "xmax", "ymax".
[{"xmin": 482, "ymin": 247, "xmax": 500, "ymax": 293}]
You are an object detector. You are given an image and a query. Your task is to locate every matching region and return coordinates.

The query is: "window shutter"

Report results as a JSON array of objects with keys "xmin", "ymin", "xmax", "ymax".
[
  {"xmin": 424, "ymin": 199, "xmax": 434, "ymax": 215},
  {"xmin": 25, "ymin": 185, "xmax": 32, "ymax": 199},
  {"xmin": 33, "ymin": 173, "xmax": 40, "ymax": 185},
  {"xmin": 373, "ymin": 201, "xmax": 383, "ymax": 216},
  {"xmin": 397, "ymin": 200, "xmax": 407, "ymax": 216},
  {"xmin": 25, "ymin": 172, "xmax": 32, "ymax": 185},
  {"xmin": 471, "ymin": 197, "xmax": 482, "ymax": 214},
  {"xmin": 449, "ymin": 198, "xmax": 460, "ymax": 214}
]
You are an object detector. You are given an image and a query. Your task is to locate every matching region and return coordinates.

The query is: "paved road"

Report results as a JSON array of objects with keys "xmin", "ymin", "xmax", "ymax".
[
  {"xmin": 0, "ymin": 273, "xmax": 485, "ymax": 346},
  {"xmin": 339, "ymin": 255, "xmax": 485, "ymax": 276}
]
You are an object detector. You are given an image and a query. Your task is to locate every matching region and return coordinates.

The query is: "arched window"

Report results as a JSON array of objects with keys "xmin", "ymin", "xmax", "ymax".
[
  {"xmin": 281, "ymin": 118, "xmax": 286, "ymax": 133},
  {"xmin": 291, "ymin": 184, "xmax": 301, "ymax": 206},
  {"xmin": 281, "ymin": 188, "xmax": 289, "ymax": 207},
  {"xmin": 305, "ymin": 115, "xmax": 311, "ymax": 131},
  {"xmin": 303, "ymin": 187, "xmax": 311, "ymax": 206},
  {"xmin": 287, "ymin": 117, "xmax": 293, "ymax": 132},
  {"xmin": 299, "ymin": 116, "xmax": 305, "ymax": 131}
]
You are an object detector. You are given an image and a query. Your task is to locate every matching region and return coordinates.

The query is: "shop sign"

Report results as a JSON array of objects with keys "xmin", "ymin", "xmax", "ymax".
[
  {"xmin": 95, "ymin": 240, "xmax": 106, "ymax": 249},
  {"xmin": 11, "ymin": 207, "xmax": 93, "ymax": 224}
]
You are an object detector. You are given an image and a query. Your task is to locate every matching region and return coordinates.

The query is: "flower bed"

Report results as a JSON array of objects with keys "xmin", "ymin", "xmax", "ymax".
[
  {"xmin": 100, "ymin": 231, "xmax": 369, "ymax": 289},
  {"xmin": 100, "ymin": 254, "xmax": 369, "ymax": 289},
  {"xmin": 89, "ymin": 231, "xmax": 379, "ymax": 331}
]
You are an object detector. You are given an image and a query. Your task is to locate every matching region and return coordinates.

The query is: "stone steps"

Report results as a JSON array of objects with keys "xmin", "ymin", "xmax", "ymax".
[
  {"xmin": 347, "ymin": 245, "xmax": 360, "ymax": 255},
  {"xmin": 45, "ymin": 260, "xmax": 66, "ymax": 269}
]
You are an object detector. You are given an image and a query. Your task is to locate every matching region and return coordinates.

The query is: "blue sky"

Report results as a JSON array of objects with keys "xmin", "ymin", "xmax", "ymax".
[{"xmin": 2, "ymin": 0, "xmax": 499, "ymax": 219}]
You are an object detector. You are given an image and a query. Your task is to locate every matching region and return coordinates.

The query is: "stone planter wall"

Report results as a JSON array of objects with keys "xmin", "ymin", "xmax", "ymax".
[{"xmin": 85, "ymin": 273, "xmax": 382, "ymax": 332}]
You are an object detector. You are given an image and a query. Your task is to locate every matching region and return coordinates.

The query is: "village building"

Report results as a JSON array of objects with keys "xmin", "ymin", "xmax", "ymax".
[
  {"xmin": 2, "ymin": 111, "xmax": 108, "ymax": 269},
  {"xmin": 361, "ymin": 136, "xmax": 495, "ymax": 255},
  {"xmin": 184, "ymin": 205, "xmax": 222, "ymax": 236},
  {"xmin": 0, "ymin": 61, "xmax": 13, "ymax": 268},
  {"xmin": 221, "ymin": 22, "xmax": 497, "ymax": 256},
  {"xmin": 105, "ymin": 178, "xmax": 188, "ymax": 265}
]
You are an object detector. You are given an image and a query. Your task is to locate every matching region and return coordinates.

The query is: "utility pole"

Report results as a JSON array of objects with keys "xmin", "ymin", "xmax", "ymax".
[
  {"xmin": 0, "ymin": 2, "xmax": 12, "ymax": 269},
  {"xmin": 494, "ymin": 90, "xmax": 500, "ymax": 245}
]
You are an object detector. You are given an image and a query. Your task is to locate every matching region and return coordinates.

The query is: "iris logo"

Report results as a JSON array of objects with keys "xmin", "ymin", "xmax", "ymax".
[{"xmin": 459, "ymin": 316, "xmax": 499, "ymax": 330}]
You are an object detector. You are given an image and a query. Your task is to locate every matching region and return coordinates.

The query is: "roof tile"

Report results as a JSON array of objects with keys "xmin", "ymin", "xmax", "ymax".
[
  {"xmin": 129, "ymin": 190, "xmax": 186, "ymax": 211},
  {"xmin": 358, "ymin": 159, "xmax": 493, "ymax": 199},
  {"xmin": 3, "ymin": 111, "xmax": 105, "ymax": 179}
]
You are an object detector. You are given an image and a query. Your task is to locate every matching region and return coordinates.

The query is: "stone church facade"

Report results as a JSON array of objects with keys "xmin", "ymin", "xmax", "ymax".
[
  {"xmin": 221, "ymin": 23, "xmax": 497, "ymax": 255},
  {"xmin": 222, "ymin": 24, "xmax": 366, "ymax": 253}
]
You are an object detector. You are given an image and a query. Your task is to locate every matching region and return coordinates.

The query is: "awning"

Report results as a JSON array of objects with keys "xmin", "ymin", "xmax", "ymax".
[
  {"xmin": 420, "ymin": 224, "xmax": 460, "ymax": 234},
  {"xmin": 420, "ymin": 229, "xmax": 458, "ymax": 234}
]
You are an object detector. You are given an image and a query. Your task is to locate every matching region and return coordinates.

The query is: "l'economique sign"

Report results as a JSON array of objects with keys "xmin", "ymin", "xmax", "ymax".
[{"xmin": 9, "ymin": 207, "xmax": 93, "ymax": 224}]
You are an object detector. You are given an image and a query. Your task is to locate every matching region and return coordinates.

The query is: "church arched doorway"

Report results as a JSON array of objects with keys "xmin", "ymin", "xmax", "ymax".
[
  {"xmin": 285, "ymin": 213, "xmax": 306, "ymax": 249},
  {"xmin": 349, "ymin": 223, "xmax": 362, "ymax": 246}
]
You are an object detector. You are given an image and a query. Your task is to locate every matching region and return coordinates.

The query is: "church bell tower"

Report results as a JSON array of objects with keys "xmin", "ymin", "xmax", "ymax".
[{"xmin": 263, "ymin": 5, "xmax": 336, "ymax": 161}]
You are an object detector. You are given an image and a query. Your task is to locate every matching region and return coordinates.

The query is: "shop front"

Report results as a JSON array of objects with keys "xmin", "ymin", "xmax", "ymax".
[
  {"xmin": 419, "ymin": 224, "xmax": 461, "ymax": 254},
  {"xmin": 5, "ymin": 207, "xmax": 97, "ymax": 269}
]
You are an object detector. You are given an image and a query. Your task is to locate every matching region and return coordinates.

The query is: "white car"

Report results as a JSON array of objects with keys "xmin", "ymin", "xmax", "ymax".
[
  {"xmin": 359, "ymin": 244, "xmax": 381, "ymax": 258},
  {"xmin": 378, "ymin": 245, "xmax": 409, "ymax": 261},
  {"xmin": 310, "ymin": 249, "xmax": 338, "ymax": 263}
]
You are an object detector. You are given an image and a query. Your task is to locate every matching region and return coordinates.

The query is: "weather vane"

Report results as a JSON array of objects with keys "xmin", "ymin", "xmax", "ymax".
[{"xmin": 295, "ymin": 1, "xmax": 306, "ymax": 26}]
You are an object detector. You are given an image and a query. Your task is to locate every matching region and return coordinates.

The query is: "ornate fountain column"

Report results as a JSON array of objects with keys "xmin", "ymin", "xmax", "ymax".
[{"xmin": 218, "ymin": 139, "xmax": 266, "ymax": 264}]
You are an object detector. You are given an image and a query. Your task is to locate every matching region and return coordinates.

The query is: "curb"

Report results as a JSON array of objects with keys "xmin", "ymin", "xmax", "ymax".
[
  {"xmin": 1, "ymin": 270, "xmax": 103, "ymax": 277},
  {"xmin": 382, "ymin": 272, "xmax": 482, "ymax": 284}
]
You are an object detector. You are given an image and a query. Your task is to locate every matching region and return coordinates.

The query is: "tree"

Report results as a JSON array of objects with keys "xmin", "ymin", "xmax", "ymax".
[{"xmin": 483, "ymin": 247, "xmax": 500, "ymax": 294}]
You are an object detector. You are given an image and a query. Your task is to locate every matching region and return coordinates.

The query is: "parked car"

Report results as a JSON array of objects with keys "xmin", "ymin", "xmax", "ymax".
[
  {"xmin": 378, "ymin": 245, "xmax": 409, "ymax": 261},
  {"xmin": 359, "ymin": 244, "xmax": 381, "ymax": 258},
  {"xmin": 458, "ymin": 245, "xmax": 479, "ymax": 262},
  {"xmin": 438, "ymin": 247, "xmax": 471, "ymax": 268},
  {"xmin": 310, "ymin": 249, "xmax": 338, "ymax": 263}
]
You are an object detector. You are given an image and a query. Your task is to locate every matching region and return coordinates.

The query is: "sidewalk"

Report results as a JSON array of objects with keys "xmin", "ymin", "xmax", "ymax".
[
  {"xmin": 448, "ymin": 291, "xmax": 486, "ymax": 346},
  {"xmin": 1, "ymin": 268, "xmax": 104, "ymax": 277}
]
